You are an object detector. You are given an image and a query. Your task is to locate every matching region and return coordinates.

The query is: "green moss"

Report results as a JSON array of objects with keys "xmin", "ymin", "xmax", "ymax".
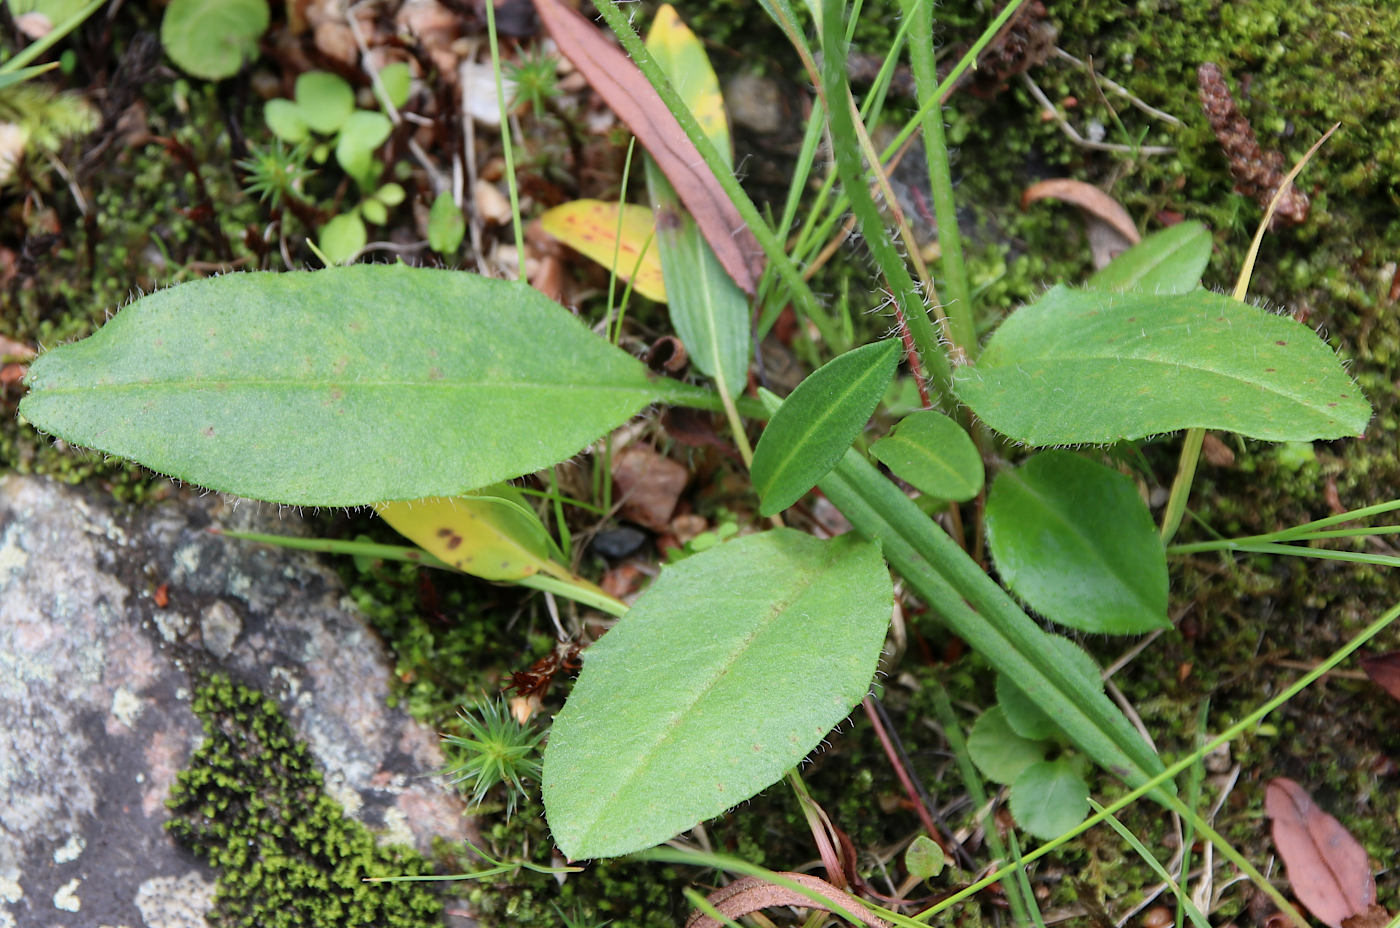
[{"xmin": 166, "ymin": 676, "xmax": 444, "ymax": 928}]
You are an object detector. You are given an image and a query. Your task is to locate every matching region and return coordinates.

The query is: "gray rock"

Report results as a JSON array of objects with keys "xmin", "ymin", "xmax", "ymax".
[{"xmin": 0, "ymin": 475, "xmax": 469, "ymax": 928}]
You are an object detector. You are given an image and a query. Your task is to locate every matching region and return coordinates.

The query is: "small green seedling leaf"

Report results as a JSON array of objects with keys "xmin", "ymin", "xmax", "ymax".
[
  {"xmin": 375, "ymin": 182, "xmax": 405, "ymax": 206},
  {"xmin": 335, "ymin": 110, "xmax": 392, "ymax": 186},
  {"xmin": 968, "ymin": 706, "xmax": 1049, "ymax": 786},
  {"xmin": 264, "ymin": 98, "xmax": 309, "ymax": 144},
  {"xmin": 161, "ymin": 0, "xmax": 268, "ymax": 80},
  {"xmin": 378, "ymin": 61, "xmax": 412, "ymax": 109},
  {"xmin": 428, "ymin": 191, "xmax": 466, "ymax": 256},
  {"xmin": 360, "ymin": 198, "xmax": 387, "ymax": 226},
  {"xmin": 955, "ymin": 284, "xmax": 1371, "ymax": 444},
  {"xmin": 985, "ymin": 451, "xmax": 1169, "ymax": 635},
  {"xmin": 317, "ymin": 212, "xmax": 366, "ymax": 264},
  {"xmin": 542, "ymin": 529, "xmax": 892, "ymax": 859},
  {"xmin": 295, "ymin": 70, "xmax": 355, "ymax": 134},
  {"xmin": 869, "ymin": 409, "xmax": 983, "ymax": 502},
  {"xmin": 376, "ymin": 492, "xmax": 559, "ymax": 582},
  {"xmin": 19, "ymin": 265, "xmax": 661, "ymax": 506},
  {"xmin": 904, "ymin": 835, "xmax": 945, "ymax": 881},
  {"xmin": 1010, "ymin": 758, "xmax": 1090, "ymax": 841},
  {"xmin": 752, "ymin": 340, "xmax": 901, "ymax": 516},
  {"xmin": 1087, "ymin": 221, "xmax": 1212, "ymax": 294}
]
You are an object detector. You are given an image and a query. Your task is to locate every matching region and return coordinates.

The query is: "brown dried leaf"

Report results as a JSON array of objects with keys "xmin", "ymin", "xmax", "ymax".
[
  {"xmin": 0, "ymin": 335, "xmax": 36, "ymax": 361},
  {"xmin": 1359, "ymin": 652, "xmax": 1400, "ymax": 702},
  {"xmin": 1022, "ymin": 178, "xmax": 1140, "ymax": 246},
  {"xmin": 533, "ymin": 0, "xmax": 763, "ymax": 293},
  {"xmin": 1265, "ymin": 777, "xmax": 1376, "ymax": 928},
  {"xmin": 611, "ymin": 445, "xmax": 688, "ymax": 531},
  {"xmin": 1341, "ymin": 905, "xmax": 1395, "ymax": 928},
  {"xmin": 1201, "ymin": 433, "xmax": 1236, "ymax": 467},
  {"xmin": 685, "ymin": 873, "xmax": 890, "ymax": 928}
]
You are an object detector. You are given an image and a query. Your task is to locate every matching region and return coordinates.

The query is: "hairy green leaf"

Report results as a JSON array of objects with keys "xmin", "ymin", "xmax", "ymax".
[
  {"xmin": 1087, "ymin": 221, "xmax": 1212, "ymax": 294},
  {"xmin": 955, "ymin": 285, "xmax": 1370, "ymax": 444},
  {"xmin": 869, "ymin": 409, "xmax": 983, "ymax": 501},
  {"xmin": 20, "ymin": 266, "xmax": 660, "ymax": 505},
  {"xmin": 986, "ymin": 451, "xmax": 1168, "ymax": 634},
  {"xmin": 752, "ymin": 340, "xmax": 900, "ymax": 516},
  {"xmin": 542, "ymin": 529, "xmax": 892, "ymax": 859}
]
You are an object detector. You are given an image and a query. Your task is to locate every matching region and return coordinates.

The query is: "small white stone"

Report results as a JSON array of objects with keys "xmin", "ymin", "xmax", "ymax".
[
  {"xmin": 200, "ymin": 601, "xmax": 242, "ymax": 660},
  {"xmin": 53, "ymin": 878, "xmax": 81, "ymax": 912},
  {"xmin": 53, "ymin": 835, "xmax": 86, "ymax": 864},
  {"xmin": 111, "ymin": 687, "xmax": 144, "ymax": 730}
]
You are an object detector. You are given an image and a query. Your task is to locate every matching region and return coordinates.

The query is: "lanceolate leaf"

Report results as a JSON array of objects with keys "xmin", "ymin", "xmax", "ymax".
[
  {"xmin": 20, "ymin": 266, "xmax": 660, "ymax": 506},
  {"xmin": 869, "ymin": 409, "xmax": 983, "ymax": 502},
  {"xmin": 542, "ymin": 529, "xmax": 892, "ymax": 859},
  {"xmin": 643, "ymin": 5, "xmax": 750, "ymax": 399},
  {"xmin": 646, "ymin": 5, "xmax": 731, "ymax": 164},
  {"xmin": 985, "ymin": 451, "xmax": 1169, "ymax": 635},
  {"xmin": 375, "ymin": 491, "xmax": 565, "ymax": 582},
  {"xmin": 955, "ymin": 285, "xmax": 1371, "ymax": 444},
  {"xmin": 752, "ymin": 340, "xmax": 901, "ymax": 516},
  {"xmin": 1088, "ymin": 222, "xmax": 1213, "ymax": 294}
]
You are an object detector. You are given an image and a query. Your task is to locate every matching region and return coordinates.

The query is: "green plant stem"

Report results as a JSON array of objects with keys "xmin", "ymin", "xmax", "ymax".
[
  {"xmin": 819, "ymin": 0, "xmax": 950, "ymax": 396},
  {"xmin": 219, "ymin": 529, "xmax": 627, "ymax": 616},
  {"xmin": 590, "ymin": 0, "xmax": 825, "ymax": 322},
  {"xmin": 609, "ymin": 137, "xmax": 640, "ymax": 345},
  {"xmin": 817, "ymin": 450, "xmax": 1168, "ymax": 796},
  {"xmin": 1178, "ymin": 541, "xmax": 1400, "ymax": 570},
  {"xmin": 217, "ymin": 529, "xmax": 452, "ymax": 568},
  {"xmin": 0, "ymin": 0, "xmax": 106, "ymax": 73},
  {"xmin": 1168, "ymin": 498, "xmax": 1400, "ymax": 551},
  {"xmin": 908, "ymin": 599, "xmax": 1400, "ymax": 926},
  {"xmin": 929, "ymin": 681, "xmax": 1035, "ymax": 928},
  {"xmin": 518, "ymin": 573, "xmax": 627, "ymax": 616},
  {"xmin": 1176, "ymin": 701, "xmax": 1210, "ymax": 928},
  {"xmin": 1159, "ymin": 428, "xmax": 1203, "ymax": 542},
  {"xmin": 901, "ymin": 0, "xmax": 976, "ymax": 359},
  {"xmin": 1089, "ymin": 800, "xmax": 1210, "ymax": 928},
  {"xmin": 484, "ymin": 0, "xmax": 526, "ymax": 282},
  {"xmin": 651, "ymin": 377, "xmax": 768, "ymax": 419},
  {"xmin": 766, "ymin": 0, "xmax": 943, "ymax": 330}
]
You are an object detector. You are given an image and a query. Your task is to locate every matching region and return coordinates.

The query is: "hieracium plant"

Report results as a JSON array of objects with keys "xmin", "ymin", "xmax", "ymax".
[{"xmin": 18, "ymin": 0, "xmax": 1389, "ymax": 917}]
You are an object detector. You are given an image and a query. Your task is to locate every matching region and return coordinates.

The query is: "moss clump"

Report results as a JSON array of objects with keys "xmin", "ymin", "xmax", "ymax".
[{"xmin": 166, "ymin": 676, "xmax": 444, "ymax": 928}]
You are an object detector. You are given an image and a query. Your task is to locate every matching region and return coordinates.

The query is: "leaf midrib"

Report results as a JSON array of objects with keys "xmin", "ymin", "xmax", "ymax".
[
  {"xmin": 973, "ymin": 352, "xmax": 1351, "ymax": 410},
  {"xmin": 575, "ymin": 552, "xmax": 833, "ymax": 846}
]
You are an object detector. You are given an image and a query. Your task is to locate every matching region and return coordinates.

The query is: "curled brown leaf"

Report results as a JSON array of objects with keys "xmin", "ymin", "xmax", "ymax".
[
  {"xmin": 685, "ymin": 873, "xmax": 890, "ymax": 928},
  {"xmin": 1021, "ymin": 178, "xmax": 1140, "ymax": 246},
  {"xmin": 534, "ymin": 0, "xmax": 763, "ymax": 293},
  {"xmin": 1265, "ymin": 777, "xmax": 1375, "ymax": 928}
]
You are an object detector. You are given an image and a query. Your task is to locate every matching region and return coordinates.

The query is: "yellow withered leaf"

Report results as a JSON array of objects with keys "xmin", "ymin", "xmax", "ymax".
[
  {"xmin": 375, "ymin": 492, "xmax": 569, "ymax": 582},
  {"xmin": 538, "ymin": 200, "xmax": 667, "ymax": 302},
  {"xmin": 646, "ymin": 5, "xmax": 731, "ymax": 164}
]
